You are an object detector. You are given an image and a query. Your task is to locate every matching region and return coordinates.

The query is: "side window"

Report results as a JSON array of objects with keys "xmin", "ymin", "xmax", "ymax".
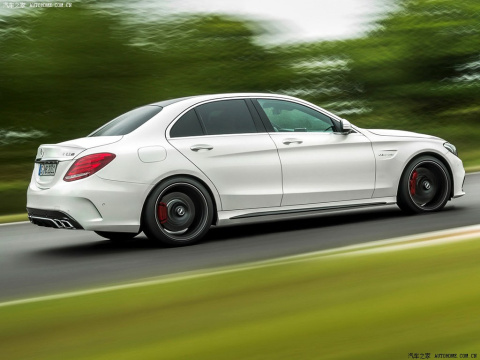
[
  {"xmin": 196, "ymin": 100, "xmax": 257, "ymax": 135},
  {"xmin": 170, "ymin": 109, "xmax": 204, "ymax": 138},
  {"xmin": 256, "ymin": 99, "xmax": 335, "ymax": 133}
]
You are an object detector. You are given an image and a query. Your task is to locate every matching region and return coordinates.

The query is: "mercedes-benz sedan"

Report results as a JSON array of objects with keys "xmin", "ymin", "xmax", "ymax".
[{"xmin": 27, "ymin": 93, "xmax": 465, "ymax": 246}]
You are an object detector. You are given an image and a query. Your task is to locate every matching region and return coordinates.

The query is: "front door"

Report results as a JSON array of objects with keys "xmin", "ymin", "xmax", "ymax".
[{"xmin": 254, "ymin": 98, "xmax": 375, "ymax": 206}]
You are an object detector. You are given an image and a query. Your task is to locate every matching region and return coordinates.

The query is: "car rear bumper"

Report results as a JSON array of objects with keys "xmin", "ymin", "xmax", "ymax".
[
  {"xmin": 27, "ymin": 175, "xmax": 153, "ymax": 233},
  {"xmin": 27, "ymin": 208, "xmax": 84, "ymax": 230}
]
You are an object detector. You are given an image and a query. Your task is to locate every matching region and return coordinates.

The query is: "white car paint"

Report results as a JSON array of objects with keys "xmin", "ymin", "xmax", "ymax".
[
  {"xmin": 268, "ymin": 131, "xmax": 375, "ymax": 206},
  {"xmin": 169, "ymin": 133, "xmax": 283, "ymax": 210},
  {"xmin": 27, "ymin": 93, "xmax": 466, "ymax": 244}
]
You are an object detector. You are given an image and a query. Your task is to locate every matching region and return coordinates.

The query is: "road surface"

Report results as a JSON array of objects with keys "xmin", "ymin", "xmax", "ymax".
[{"xmin": 1, "ymin": 173, "xmax": 478, "ymax": 302}]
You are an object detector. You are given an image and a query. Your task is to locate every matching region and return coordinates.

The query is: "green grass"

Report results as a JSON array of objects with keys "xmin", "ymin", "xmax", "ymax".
[
  {"xmin": 466, "ymin": 164, "xmax": 480, "ymax": 173},
  {"xmin": 463, "ymin": 152, "xmax": 480, "ymax": 171},
  {"xmin": 455, "ymin": 145, "xmax": 480, "ymax": 170},
  {"xmin": 0, "ymin": 181, "xmax": 28, "ymax": 216},
  {"xmin": 0, "ymin": 213, "xmax": 28, "ymax": 224},
  {"xmin": 1, "ymin": 237, "xmax": 480, "ymax": 360}
]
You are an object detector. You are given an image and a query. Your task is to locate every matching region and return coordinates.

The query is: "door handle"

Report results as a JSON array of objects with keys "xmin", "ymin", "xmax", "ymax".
[
  {"xmin": 190, "ymin": 144, "xmax": 213, "ymax": 151},
  {"xmin": 282, "ymin": 138, "xmax": 303, "ymax": 145}
]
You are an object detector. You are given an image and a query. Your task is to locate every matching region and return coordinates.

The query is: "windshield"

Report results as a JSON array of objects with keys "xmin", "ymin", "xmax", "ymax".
[{"xmin": 89, "ymin": 105, "xmax": 162, "ymax": 137}]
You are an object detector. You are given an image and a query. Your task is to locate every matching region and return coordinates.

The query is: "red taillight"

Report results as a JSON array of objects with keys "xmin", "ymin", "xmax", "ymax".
[{"xmin": 64, "ymin": 153, "xmax": 116, "ymax": 182}]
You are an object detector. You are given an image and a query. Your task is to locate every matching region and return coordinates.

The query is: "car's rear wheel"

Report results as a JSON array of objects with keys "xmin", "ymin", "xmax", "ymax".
[
  {"xmin": 397, "ymin": 156, "xmax": 451, "ymax": 214},
  {"xmin": 95, "ymin": 231, "xmax": 139, "ymax": 241},
  {"xmin": 143, "ymin": 178, "xmax": 214, "ymax": 246}
]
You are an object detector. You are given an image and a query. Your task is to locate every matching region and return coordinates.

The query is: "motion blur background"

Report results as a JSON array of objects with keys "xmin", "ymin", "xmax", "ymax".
[
  {"xmin": 1, "ymin": 0, "xmax": 479, "ymax": 215},
  {"xmin": 2, "ymin": 3, "xmax": 480, "ymax": 358}
]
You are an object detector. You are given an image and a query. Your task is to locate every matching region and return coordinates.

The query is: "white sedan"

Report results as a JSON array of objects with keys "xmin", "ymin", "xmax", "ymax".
[{"xmin": 27, "ymin": 93, "xmax": 465, "ymax": 246}]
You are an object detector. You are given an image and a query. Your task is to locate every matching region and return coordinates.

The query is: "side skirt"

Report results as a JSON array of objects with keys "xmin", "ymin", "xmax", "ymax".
[
  {"xmin": 216, "ymin": 197, "xmax": 397, "ymax": 227},
  {"xmin": 230, "ymin": 202, "xmax": 388, "ymax": 220}
]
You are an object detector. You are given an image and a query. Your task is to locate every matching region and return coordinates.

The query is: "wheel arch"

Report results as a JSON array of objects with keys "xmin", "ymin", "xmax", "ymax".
[
  {"xmin": 397, "ymin": 152, "xmax": 454, "ymax": 200},
  {"xmin": 140, "ymin": 174, "xmax": 219, "ymax": 231}
]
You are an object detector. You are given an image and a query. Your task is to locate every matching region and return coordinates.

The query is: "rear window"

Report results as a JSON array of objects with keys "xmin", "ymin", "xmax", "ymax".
[{"xmin": 89, "ymin": 105, "xmax": 162, "ymax": 137}]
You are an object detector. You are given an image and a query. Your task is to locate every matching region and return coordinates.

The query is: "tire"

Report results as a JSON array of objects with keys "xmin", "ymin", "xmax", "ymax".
[
  {"xmin": 95, "ymin": 231, "xmax": 139, "ymax": 241},
  {"xmin": 142, "ymin": 177, "xmax": 214, "ymax": 246},
  {"xmin": 397, "ymin": 156, "xmax": 451, "ymax": 214}
]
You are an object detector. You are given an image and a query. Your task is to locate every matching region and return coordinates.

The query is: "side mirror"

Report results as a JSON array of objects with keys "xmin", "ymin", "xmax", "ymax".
[{"xmin": 339, "ymin": 119, "xmax": 353, "ymax": 134}]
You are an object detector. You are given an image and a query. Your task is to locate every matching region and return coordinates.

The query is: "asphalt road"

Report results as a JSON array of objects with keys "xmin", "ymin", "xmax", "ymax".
[{"xmin": 1, "ymin": 173, "xmax": 479, "ymax": 302}]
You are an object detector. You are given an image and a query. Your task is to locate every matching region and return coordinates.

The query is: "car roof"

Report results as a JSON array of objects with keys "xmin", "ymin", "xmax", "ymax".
[
  {"xmin": 149, "ymin": 93, "xmax": 344, "ymax": 124},
  {"xmin": 150, "ymin": 93, "xmax": 294, "ymax": 108}
]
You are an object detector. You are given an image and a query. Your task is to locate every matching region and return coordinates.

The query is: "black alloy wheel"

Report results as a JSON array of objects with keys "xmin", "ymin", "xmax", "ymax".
[
  {"xmin": 143, "ymin": 178, "xmax": 214, "ymax": 246},
  {"xmin": 397, "ymin": 156, "xmax": 451, "ymax": 214}
]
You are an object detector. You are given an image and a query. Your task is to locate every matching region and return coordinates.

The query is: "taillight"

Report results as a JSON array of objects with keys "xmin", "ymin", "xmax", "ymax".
[{"xmin": 64, "ymin": 153, "xmax": 116, "ymax": 182}]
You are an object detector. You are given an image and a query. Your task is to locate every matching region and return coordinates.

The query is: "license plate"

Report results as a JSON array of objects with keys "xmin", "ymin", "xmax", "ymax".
[{"xmin": 39, "ymin": 163, "xmax": 57, "ymax": 176}]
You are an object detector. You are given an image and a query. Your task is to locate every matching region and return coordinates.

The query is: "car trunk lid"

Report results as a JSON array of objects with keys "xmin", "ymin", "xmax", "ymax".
[{"xmin": 34, "ymin": 136, "xmax": 122, "ymax": 189}]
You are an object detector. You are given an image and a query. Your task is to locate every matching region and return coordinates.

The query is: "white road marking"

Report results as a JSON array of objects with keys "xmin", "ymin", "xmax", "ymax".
[
  {"xmin": 0, "ymin": 221, "xmax": 30, "ymax": 227},
  {"xmin": 1, "ymin": 224, "xmax": 480, "ymax": 308}
]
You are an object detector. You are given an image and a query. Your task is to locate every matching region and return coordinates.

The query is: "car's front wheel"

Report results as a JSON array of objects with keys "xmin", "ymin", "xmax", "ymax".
[
  {"xmin": 142, "ymin": 178, "xmax": 214, "ymax": 246},
  {"xmin": 397, "ymin": 156, "xmax": 451, "ymax": 214}
]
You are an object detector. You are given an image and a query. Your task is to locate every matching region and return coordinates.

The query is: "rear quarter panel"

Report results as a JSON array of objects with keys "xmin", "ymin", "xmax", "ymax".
[{"xmin": 90, "ymin": 106, "xmax": 223, "ymax": 212}]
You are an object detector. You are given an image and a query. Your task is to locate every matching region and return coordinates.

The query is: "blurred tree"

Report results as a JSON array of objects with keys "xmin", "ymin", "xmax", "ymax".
[
  {"xmin": 0, "ymin": 6, "xmax": 150, "ymax": 138},
  {"xmin": 274, "ymin": 0, "xmax": 480, "ymax": 148},
  {"xmin": 346, "ymin": 0, "xmax": 480, "ymax": 124},
  {"xmin": 124, "ymin": 14, "xmax": 293, "ymax": 97},
  {"xmin": 0, "ymin": 5, "xmax": 293, "ymax": 142}
]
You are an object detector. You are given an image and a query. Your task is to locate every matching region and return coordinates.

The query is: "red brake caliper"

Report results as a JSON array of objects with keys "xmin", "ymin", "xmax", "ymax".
[
  {"xmin": 158, "ymin": 202, "xmax": 168, "ymax": 224},
  {"xmin": 409, "ymin": 170, "xmax": 418, "ymax": 196}
]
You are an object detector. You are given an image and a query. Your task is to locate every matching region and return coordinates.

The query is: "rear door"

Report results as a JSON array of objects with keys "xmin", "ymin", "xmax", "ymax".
[
  {"xmin": 254, "ymin": 98, "xmax": 376, "ymax": 206},
  {"xmin": 167, "ymin": 99, "xmax": 282, "ymax": 211}
]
